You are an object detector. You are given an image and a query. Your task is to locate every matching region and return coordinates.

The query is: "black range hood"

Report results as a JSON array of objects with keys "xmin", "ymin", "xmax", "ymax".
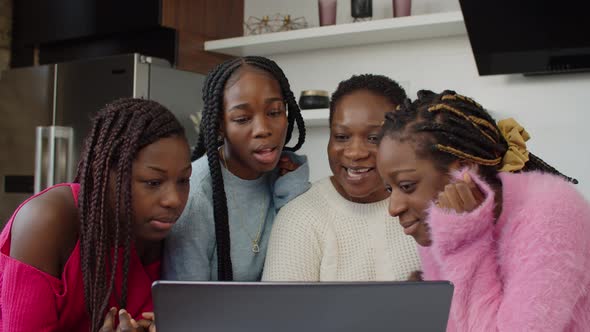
[{"xmin": 459, "ymin": 0, "xmax": 590, "ymax": 76}]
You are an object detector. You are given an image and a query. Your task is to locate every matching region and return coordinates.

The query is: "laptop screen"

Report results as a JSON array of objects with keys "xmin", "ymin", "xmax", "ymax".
[{"xmin": 152, "ymin": 281, "xmax": 453, "ymax": 332}]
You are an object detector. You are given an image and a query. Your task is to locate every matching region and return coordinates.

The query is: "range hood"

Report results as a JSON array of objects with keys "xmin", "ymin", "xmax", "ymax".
[{"xmin": 459, "ymin": 0, "xmax": 590, "ymax": 76}]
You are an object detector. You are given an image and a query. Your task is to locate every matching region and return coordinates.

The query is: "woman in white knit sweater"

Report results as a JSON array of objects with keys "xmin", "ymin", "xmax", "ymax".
[{"xmin": 263, "ymin": 75, "xmax": 421, "ymax": 281}]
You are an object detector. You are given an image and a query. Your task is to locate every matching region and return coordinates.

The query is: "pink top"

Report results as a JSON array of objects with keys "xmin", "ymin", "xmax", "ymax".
[
  {"xmin": 420, "ymin": 170, "xmax": 590, "ymax": 331},
  {"xmin": 0, "ymin": 183, "xmax": 160, "ymax": 332}
]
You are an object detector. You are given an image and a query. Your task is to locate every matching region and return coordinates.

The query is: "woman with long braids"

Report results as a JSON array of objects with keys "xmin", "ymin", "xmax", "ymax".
[
  {"xmin": 163, "ymin": 56, "xmax": 309, "ymax": 281},
  {"xmin": 0, "ymin": 98, "xmax": 192, "ymax": 331},
  {"xmin": 376, "ymin": 90, "xmax": 590, "ymax": 331}
]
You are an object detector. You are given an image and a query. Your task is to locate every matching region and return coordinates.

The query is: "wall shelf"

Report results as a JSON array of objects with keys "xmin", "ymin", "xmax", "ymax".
[
  {"xmin": 301, "ymin": 108, "xmax": 329, "ymax": 127},
  {"xmin": 205, "ymin": 11, "xmax": 466, "ymax": 56}
]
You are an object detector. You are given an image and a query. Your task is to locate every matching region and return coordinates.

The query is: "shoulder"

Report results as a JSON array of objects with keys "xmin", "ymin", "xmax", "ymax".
[
  {"xmin": 281, "ymin": 151, "xmax": 308, "ymax": 165},
  {"xmin": 500, "ymin": 171, "xmax": 590, "ymax": 240},
  {"xmin": 501, "ymin": 171, "xmax": 588, "ymax": 214},
  {"xmin": 187, "ymin": 156, "xmax": 214, "ymax": 202},
  {"xmin": 190, "ymin": 156, "xmax": 213, "ymax": 186},
  {"xmin": 274, "ymin": 178, "xmax": 332, "ymax": 226},
  {"xmin": 10, "ymin": 184, "xmax": 79, "ymax": 277},
  {"xmin": 279, "ymin": 178, "xmax": 330, "ymax": 211}
]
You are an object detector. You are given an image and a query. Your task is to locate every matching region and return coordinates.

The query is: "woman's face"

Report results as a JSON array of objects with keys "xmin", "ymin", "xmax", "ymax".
[
  {"xmin": 130, "ymin": 135, "xmax": 192, "ymax": 242},
  {"xmin": 221, "ymin": 67, "xmax": 288, "ymax": 180},
  {"xmin": 376, "ymin": 136, "xmax": 452, "ymax": 246},
  {"xmin": 328, "ymin": 90, "xmax": 395, "ymax": 203}
]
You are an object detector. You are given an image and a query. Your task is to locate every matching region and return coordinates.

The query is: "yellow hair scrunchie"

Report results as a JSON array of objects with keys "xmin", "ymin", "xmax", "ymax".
[{"xmin": 497, "ymin": 118, "xmax": 530, "ymax": 172}]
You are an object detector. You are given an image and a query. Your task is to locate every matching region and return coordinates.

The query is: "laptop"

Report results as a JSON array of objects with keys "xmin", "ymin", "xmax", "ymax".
[{"xmin": 152, "ymin": 281, "xmax": 453, "ymax": 332}]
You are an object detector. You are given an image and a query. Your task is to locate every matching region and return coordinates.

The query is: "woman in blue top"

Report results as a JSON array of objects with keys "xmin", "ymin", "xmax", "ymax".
[{"xmin": 163, "ymin": 56, "xmax": 309, "ymax": 281}]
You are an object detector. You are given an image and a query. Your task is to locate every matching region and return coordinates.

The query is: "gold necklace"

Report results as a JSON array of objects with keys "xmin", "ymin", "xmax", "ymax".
[{"xmin": 220, "ymin": 147, "xmax": 266, "ymax": 254}]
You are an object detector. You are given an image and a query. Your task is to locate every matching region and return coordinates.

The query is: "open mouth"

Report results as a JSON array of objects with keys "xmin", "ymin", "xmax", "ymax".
[
  {"xmin": 343, "ymin": 166, "xmax": 374, "ymax": 181},
  {"xmin": 253, "ymin": 146, "xmax": 279, "ymax": 164}
]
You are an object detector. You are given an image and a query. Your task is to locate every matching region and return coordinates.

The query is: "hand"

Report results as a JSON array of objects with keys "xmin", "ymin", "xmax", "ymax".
[
  {"xmin": 436, "ymin": 173, "xmax": 484, "ymax": 213},
  {"xmin": 407, "ymin": 270, "xmax": 423, "ymax": 281},
  {"xmin": 137, "ymin": 312, "xmax": 157, "ymax": 332},
  {"xmin": 278, "ymin": 153, "xmax": 300, "ymax": 176},
  {"xmin": 101, "ymin": 308, "xmax": 156, "ymax": 332}
]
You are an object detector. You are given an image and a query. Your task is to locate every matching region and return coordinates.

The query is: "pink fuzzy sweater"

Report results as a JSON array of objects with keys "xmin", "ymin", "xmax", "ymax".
[{"xmin": 420, "ymin": 170, "xmax": 590, "ymax": 331}]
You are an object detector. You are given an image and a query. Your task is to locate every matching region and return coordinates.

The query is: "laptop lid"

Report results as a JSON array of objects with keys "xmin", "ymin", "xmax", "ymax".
[{"xmin": 152, "ymin": 281, "xmax": 453, "ymax": 332}]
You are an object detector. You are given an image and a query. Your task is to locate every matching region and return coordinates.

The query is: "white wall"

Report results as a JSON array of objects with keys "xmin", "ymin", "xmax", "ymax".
[{"xmin": 246, "ymin": 0, "xmax": 590, "ymax": 199}]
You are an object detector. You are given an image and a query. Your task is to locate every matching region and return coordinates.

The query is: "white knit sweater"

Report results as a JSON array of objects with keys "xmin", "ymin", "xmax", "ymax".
[{"xmin": 262, "ymin": 177, "xmax": 421, "ymax": 281}]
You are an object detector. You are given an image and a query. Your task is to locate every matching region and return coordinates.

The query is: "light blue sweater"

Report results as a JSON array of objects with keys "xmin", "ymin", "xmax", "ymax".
[{"xmin": 162, "ymin": 151, "xmax": 310, "ymax": 281}]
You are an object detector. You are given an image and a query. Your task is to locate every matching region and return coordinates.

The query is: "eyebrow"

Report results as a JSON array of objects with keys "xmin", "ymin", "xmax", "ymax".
[
  {"xmin": 146, "ymin": 165, "xmax": 192, "ymax": 173},
  {"xmin": 227, "ymin": 97, "xmax": 284, "ymax": 113},
  {"xmin": 390, "ymin": 169, "xmax": 416, "ymax": 177},
  {"xmin": 332, "ymin": 123, "xmax": 383, "ymax": 130}
]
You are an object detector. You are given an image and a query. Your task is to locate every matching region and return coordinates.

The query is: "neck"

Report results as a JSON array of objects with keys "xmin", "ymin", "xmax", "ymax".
[
  {"xmin": 134, "ymin": 238, "xmax": 162, "ymax": 265},
  {"xmin": 329, "ymin": 176, "xmax": 389, "ymax": 204}
]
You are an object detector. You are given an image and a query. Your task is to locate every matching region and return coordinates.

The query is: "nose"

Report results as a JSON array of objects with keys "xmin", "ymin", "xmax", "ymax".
[
  {"xmin": 343, "ymin": 138, "xmax": 370, "ymax": 161},
  {"xmin": 161, "ymin": 185, "xmax": 184, "ymax": 210},
  {"xmin": 388, "ymin": 190, "xmax": 408, "ymax": 218},
  {"xmin": 253, "ymin": 114, "xmax": 272, "ymax": 138}
]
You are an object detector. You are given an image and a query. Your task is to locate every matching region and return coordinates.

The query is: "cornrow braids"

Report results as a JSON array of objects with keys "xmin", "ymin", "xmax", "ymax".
[
  {"xmin": 329, "ymin": 74, "xmax": 407, "ymax": 125},
  {"xmin": 75, "ymin": 98, "xmax": 185, "ymax": 331},
  {"xmin": 378, "ymin": 89, "xmax": 577, "ymax": 185},
  {"xmin": 191, "ymin": 56, "xmax": 306, "ymax": 281}
]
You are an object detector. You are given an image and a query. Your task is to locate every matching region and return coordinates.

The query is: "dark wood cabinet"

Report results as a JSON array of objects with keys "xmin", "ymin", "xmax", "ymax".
[{"xmin": 11, "ymin": 0, "xmax": 243, "ymax": 74}]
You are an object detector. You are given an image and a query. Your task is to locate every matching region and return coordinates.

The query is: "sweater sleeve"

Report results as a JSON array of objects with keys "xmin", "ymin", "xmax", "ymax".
[
  {"xmin": 1, "ymin": 257, "xmax": 60, "ymax": 331},
  {"xmin": 262, "ymin": 200, "xmax": 323, "ymax": 281},
  {"xmin": 272, "ymin": 152, "xmax": 311, "ymax": 210},
  {"xmin": 426, "ymin": 170, "xmax": 590, "ymax": 331},
  {"xmin": 162, "ymin": 181, "xmax": 215, "ymax": 281}
]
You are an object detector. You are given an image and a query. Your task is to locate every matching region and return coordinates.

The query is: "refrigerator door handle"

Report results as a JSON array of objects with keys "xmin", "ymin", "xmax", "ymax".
[
  {"xmin": 34, "ymin": 127, "xmax": 43, "ymax": 194},
  {"xmin": 34, "ymin": 126, "xmax": 75, "ymax": 193}
]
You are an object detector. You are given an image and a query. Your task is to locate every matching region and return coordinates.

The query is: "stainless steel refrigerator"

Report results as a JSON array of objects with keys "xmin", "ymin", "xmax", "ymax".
[{"xmin": 0, "ymin": 53, "xmax": 205, "ymax": 225}]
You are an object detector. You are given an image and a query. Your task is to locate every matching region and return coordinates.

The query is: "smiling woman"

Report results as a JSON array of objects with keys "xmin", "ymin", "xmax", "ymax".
[
  {"xmin": 376, "ymin": 89, "xmax": 590, "ymax": 331},
  {"xmin": 263, "ymin": 74, "xmax": 421, "ymax": 282}
]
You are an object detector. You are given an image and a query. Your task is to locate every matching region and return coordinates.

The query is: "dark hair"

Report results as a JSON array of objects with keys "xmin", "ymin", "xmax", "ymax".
[
  {"xmin": 329, "ymin": 74, "xmax": 407, "ymax": 125},
  {"xmin": 378, "ymin": 89, "xmax": 577, "ymax": 186},
  {"xmin": 75, "ymin": 98, "xmax": 185, "ymax": 331},
  {"xmin": 191, "ymin": 56, "xmax": 306, "ymax": 281}
]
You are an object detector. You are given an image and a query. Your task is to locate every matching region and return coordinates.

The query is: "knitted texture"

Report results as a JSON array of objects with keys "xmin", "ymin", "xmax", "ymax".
[
  {"xmin": 263, "ymin": 177, "xmax": 421, "ymax": 281},
  {"xmin": 163, "ymin": 152, "xmax": 310, "ymax": 281}
]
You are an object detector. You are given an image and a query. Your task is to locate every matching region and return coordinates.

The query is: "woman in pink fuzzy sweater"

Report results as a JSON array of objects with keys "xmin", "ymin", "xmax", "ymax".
[{"xmin": 376, "ymin": 90, "xmax": 590, "ymax": 331}]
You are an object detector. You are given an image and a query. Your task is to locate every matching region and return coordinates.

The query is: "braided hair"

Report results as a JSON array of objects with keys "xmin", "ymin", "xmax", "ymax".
[
  {"xmin": 74, "ymin": 98, "xmax": 185, "ymax": 331},
  {"xmin": 329, "ymin": 74, "xmax": 407, "ymax": 125},
  {"xmin": 378, "ymin": 90, "xmax": 577, "ymax": 186},
  {"xmin": 191, "ymin": 56, "xmax": 306, "ymax": 281}
]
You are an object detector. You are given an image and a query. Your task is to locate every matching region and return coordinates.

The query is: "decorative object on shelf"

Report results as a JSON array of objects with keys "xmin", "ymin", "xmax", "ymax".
[
  {"xmin": 351, "ymin": 0, "xmax": 373, "ymax": 22},
  {"xmin": 299, "ymin": 90, "xmax": 330, "ymax": 110},
  {"xmin": 244, "ymin": 14, "xmax": 308, "ymax": 35},
  {"xmin": 276, "ymin": 14, "xmax": 309, "ymax": 32},
  {"xmin": 206, "ymin": 12, "xmax": 466, "ymax": 57},
  {"xmin": 393, "ymin": 0, "xmax": 411, "ymax": 17},
  {"xmin": 244, "ymin": 15, "xmax": 273, "ymax": 35},
  {"xmin": 318, "ymin": 0, "xmax": 337, "ymax": 26}
]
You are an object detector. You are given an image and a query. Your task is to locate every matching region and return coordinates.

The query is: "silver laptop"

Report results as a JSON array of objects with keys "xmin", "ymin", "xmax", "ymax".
[{"xmin": 152, "ymin": 281, "xmax": 453, "ymax": 332}]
